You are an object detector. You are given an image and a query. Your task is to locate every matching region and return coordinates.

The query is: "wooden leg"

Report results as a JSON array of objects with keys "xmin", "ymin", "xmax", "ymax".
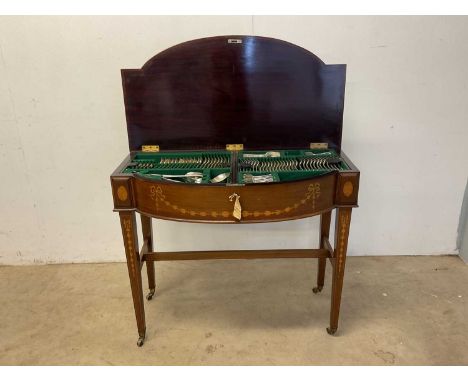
[
  {"xmin": 141, "ymin": 214, "xmax": 156, "ymax": 300},
  {"xmin": 119, "ymin": 211, "xmax": 146, "ymax": 347},
  {"xmin": 313, "ymin": 211, "xmax": 332, "ymax": 293},
  {"xmin": 327, "ymin": 207, "xmax": 352, "ymax": 335}
]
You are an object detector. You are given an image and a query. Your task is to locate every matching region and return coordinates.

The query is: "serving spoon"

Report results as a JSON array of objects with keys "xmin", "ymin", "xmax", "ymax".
[
  {"xmin": 210, "ymin": 172, "xmax": 230, "ymax": 183},
  {"xmin": 144, "ymin": 171, "xmax": 203, "ymax": 183},
  {"xmin": 243, "ymin": 151, "xmax": 281, "ymax": 158}
]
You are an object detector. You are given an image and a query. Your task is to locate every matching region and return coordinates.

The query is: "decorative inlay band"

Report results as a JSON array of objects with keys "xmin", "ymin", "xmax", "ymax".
[
  {"xmin": 117, "ymin": 185, "xmax": 128, "ymax": 201},
  {"xmin": 123, "ymin": 218, "xmax": 136, "ymax": 277},
  {"xmin": 150, "ymin": 186, "xmax": 230, "ymax": 217},
  {"xmin": 342, "ymin": 181, "xmax": 353, "ymax": 197},
  {"xmin": 336, "ymin": 210, "xmax": 351, "ymax": 275},
  {"xmin": 242, "ymin": 183, "xmax": 321, "ymax": 217},
  {"xmin": 149, "ymin": 182, "xmax": 322, "ymax": 219}
]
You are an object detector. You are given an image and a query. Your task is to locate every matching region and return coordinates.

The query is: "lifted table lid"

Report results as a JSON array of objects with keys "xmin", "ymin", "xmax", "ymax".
[{"xmin": 121, "ymin": 35, "xmax": 346, "ymax": 152}]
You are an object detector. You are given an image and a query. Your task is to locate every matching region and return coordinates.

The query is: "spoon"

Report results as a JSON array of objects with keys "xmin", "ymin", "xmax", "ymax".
[
  {"xmin": 242, "ymin": 173, "xmax": 275, "ymax": 183},
  {"xmin": 162, "ymin": 171, "xmax": 203, "ymax": 184},
  {"xmin": 210, "ymin": 172, "xmax": 230, "ymax": 183},
  {"xmin": 162, "ymin": 171, "xmax": 203, "ymax": 179},
  {"xmin": 144, "ymin": 171, "xmax": 204, "ymax": 183},
  {"xmin": 144, "ymin": 171, "xmax": 203, "ymax": 178},
  {"xmin": 243, "ymin": 151, "xmax": 281, "ymax": 158},
  {"xmin": 162, "ymin": 177, "xmax": 203, "ymax": 184}
]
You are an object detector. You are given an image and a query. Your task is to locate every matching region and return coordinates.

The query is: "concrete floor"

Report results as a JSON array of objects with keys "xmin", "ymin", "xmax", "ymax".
[{"xmin": 0, "ymin": 255, "xmax": 467, "ymax": 365}]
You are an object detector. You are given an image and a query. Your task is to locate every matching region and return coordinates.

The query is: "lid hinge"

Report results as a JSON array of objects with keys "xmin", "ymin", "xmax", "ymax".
[
  {"xmin": 142, "ymin": 145, "xmax": 159, "ymax": 152},
  {"xmin": 309, "ymin": 142, "xmax": 329, "ymax": 149},
  {"xmin": 226, "ymin": 144, "xmax": 244, "ymax": 151}
]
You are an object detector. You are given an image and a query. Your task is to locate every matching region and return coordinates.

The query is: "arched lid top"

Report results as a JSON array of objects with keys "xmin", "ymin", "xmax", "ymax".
[
  {"xmin": 141, "ymin": 35, "xmax": 325, "ymax": 71},
  {"xmin": 121, "ymin": 35, "xmax": 346, "ymax": 151}
]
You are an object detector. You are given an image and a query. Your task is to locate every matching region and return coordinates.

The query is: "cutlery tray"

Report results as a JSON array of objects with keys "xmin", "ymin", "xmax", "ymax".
[{"xmin": 122, "ymin": 149, "xmax": 348, "ymax": 184}]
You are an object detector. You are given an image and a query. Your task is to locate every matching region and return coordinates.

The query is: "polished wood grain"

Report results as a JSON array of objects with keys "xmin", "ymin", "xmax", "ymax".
[
  {"xmin": 324, "ymin": 238, "xmax": 334, "ymax": 258},
  {"xmin": 131, "ymin": 172, "xmax": 337, "ymax": 223},
  {"xmin": 143, "ymin": 249, "xmax": 329, "ymax": 262},
  {"xmin": 140, "ymin": 214, "xmax": 155, "ymax": 301},
  {"xmin": 335, "ymin": 171, "xmax": 360, "ymax": 206},
  {"xmin": 314, "ymin": 211, "xmax": 332, "ymax": 294},
  {"xmin": 119, "ymin": 211, "xmax": 146, "ymax": 346},
  {"xmin": 122, "ymin": 36, "xmax": 346, "ymax": 152},
  {"xmin": 327, "ymin": 207, "xmax": 352, "ymax": 335}
]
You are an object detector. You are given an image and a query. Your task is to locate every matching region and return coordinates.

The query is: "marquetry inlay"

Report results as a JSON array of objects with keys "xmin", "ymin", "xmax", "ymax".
[
  {"xmin": 117, "ymin": 185, "xmax": 128, "ymax": 201},
  {"xmin": 336, "ymin": 210, "xmax": 351, "ymax": 275},
  {"xmin": 150, "ymin": 185, "xmax": 231, "ymax": 217},
  {"xmin": 342, "ymin": 181, "xmax": 353, "ymax": 198},
  {"xmin": 242, "ymin": 183, "xmax": 321, "ymax": 217},
  {"xmin": 123, "ymin": 218, "xmax": 136, "ymax": 277},
  {"xmin": 149, "ymin": 183, "xmax": 322, "ymax": 219}
]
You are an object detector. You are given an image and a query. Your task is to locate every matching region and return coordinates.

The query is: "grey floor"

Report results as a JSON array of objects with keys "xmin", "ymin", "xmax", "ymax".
[{"xmin": 1, "ymin": 255, "xmax": 467, "ymax": 365}]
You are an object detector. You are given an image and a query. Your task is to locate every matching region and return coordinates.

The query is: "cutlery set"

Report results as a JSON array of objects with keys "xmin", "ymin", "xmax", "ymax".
[
  {"xmin": 239, "ymin": 156, "xmax": 342, "ymax": 172},
  {"xmin": 128, "ymin": 154, "xmax": 230, "ymax": 170},
  {"xmin": 125, "ymin": 151, "xmax": 344, "ymax": 184},
  {"xmin": 242, "ymin": 173, "xmax": 275, "ymax": 183},
  {"xmin": 158, "ymin": 155, "xmax": 230, "ymax": 168},
  {"xmin": 144, "ymin": 171, "xmax": 231, "ymax": 184}
]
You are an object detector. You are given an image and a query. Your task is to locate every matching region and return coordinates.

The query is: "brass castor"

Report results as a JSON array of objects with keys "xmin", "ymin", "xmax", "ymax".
[
  {"xmin": 137, "ymin": 335, "xmax": 145, "ymax": 347},
  {"xmin": 326, "ymin": 327, "xmax": 337, "ymax": 335},
  {"xmin": 312, "ymin": 286, "xmax": 323, "ymax": 294},
  {"xmin": 146, "ymin": 288, "xmax": 155, "ymax": 301}
]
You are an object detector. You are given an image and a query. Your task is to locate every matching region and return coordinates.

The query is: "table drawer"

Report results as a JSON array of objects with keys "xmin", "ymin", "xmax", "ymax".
[{"xmin": 131, "ymin": 172, "xmax": 337, "ymax": 223}]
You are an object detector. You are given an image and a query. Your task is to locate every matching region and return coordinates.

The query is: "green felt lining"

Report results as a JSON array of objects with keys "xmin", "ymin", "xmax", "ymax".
[
  {"xmin": 237, "ymin": 170, "xmax": 333, "ymax": 184},
  {"xmin": 122, "ymin": 149, "xmax": 347, "ymax": 184},
  {"xmin": 237, "ymin": 149, "xmax": 348, "ymax": 183},
  {"xmin": 123, "ymin": 151, "xmax": 232, "ymax": 174}
]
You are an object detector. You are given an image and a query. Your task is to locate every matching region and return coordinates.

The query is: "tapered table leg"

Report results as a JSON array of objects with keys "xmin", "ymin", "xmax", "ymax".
[
  {"xmin": 327, "ymin": 207, "xmax": 352, "ymax": 335},
  {"xmin": 119, "ymin": 211, "xmax": 146, "ymax": 346},
  {"xmin": 313, "ymin": 211, "xmax": 332, "ymax": 293},
  {"xmin": 141, "ymin": 214, "xmax": 155, "ymax": 300}
]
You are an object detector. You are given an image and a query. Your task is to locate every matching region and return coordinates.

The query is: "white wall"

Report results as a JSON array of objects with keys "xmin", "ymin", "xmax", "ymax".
[{"xmin": 0, "ymin": 16, "xmax": 467, "ymax": 265}]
